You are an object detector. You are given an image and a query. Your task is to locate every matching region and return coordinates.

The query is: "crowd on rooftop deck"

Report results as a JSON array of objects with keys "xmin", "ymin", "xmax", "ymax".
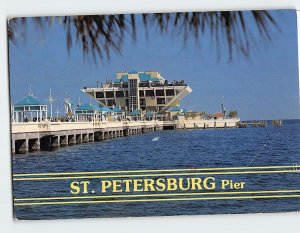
[{"xmin": 83, "ymin": 79, "xmax": 187, "ymax": 89}]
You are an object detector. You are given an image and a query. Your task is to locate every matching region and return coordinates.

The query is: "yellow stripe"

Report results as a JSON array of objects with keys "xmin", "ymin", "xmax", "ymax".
[
  {"xmin": 14, "ymin": 189, "xmax": 300, "ymax": 202},
  {"xmin": 14, "ymin": 194, "xmax": 300, "ymax": 206},
  {"xmin": 13, "ymin": 165, "xmax": 300, "ymax": 177},
  {"xmin": 13, "ymin": 169, "xmax": 298, "ymax": 181}
]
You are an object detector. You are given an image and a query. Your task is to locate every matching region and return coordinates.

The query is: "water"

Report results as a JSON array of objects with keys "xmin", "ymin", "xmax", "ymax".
[{"xmin": 13, "ymin": 120, "xmax": 300, "ymax": 219}]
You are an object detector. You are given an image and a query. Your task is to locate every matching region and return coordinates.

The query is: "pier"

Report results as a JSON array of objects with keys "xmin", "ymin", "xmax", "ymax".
[
  {"xmin": 272, "ymin": 120, "xmax": 283, "ymax": 127},
  {"xmin": 11, "ymin": 121, "xmax": 170, "ymax": 154},
  {"xmin": 237, "ymin": 121, "xmax": 268, "ymax": 128},
  {"xmin": 12, "ymin": 118, "xmax": 245, "ymax": 154},
  {"xmin": 177, "ymin": 117, "xmax": 240, "ymax": 129}
]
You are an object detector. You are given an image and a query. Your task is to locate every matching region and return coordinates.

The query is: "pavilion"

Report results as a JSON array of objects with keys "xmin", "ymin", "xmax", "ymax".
[
  {"xmin": 166, "ymin": 106, "xmax": 182, "ymax": 120},
  {"xmin": 112, "ymin": 106, "xmax": 125, "ymax": 120},
  {"xmin": 75, "ymin": 103, "xmax": 103, "ymax": 122},
  {"xmin": 12, "ymin": 95, "xmax": 48, "ymax": 123},
  {"xmin": 129, "ymin": 109, "xmax": 141, "ymax": 121}
]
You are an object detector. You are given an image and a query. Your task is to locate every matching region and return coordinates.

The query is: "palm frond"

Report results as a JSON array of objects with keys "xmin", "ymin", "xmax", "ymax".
[{"xmin": 8, "ymin": 11, "xmax": 279, "ymax": 61}]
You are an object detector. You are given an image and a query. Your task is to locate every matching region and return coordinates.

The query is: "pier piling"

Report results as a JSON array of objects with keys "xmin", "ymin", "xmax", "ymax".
[
  {"xmin": 76, "ymin": 134, "xmax": 82, "ymax": 144},
  {"xmin": 89, "ymin": 133, "xmax": 94, "ymax": 141},
  {"xmin": 60, "ymin": 135, "xmax": 68, "ymax": 147},
  {"xmin": 51, "ymin": 136, "xmax": 60, "ymax": 148},
  {"xmin": 11, "ymin": 121, "xmax": 173, "ymax": 154},
  {"xmin": 15, "ymin": 139, "xmax": 28, "ymax": 153},
  {"xmin": 68, "ymin": 135, "xmax": 76, "ymax": 145},
  {"xmin": 28, "ymin": 138, "xmax": 40, "ymax": 151},
  {"xmin": 82, "ymin": 133, "xmax": 89, "ymax": 143}
]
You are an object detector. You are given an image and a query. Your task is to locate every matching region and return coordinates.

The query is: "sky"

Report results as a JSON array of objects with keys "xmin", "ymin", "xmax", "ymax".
[{"xmin": 8, "ymin": 10, "xmax": 300, "ymax": 120}]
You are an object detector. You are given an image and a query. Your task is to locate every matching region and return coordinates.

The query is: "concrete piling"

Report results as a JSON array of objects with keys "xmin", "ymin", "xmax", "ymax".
[
  {"xmin": 82, "ymin": 133, "xmax": 89, "ymax": 143},
  {"xmin": 60, "ymin": 135, "xmax": 68, "ymax": 147},
  {"xmin": 28, "ymin": 138, "xmax": 40, "ymax": 151},
  {"xmin": 51, "ymin": 136, "xmax": 60, "ymax": 148},
  {"xmin": 40, "ymin": 136, "xmax": 51, "ymax": 150},
  {"xmin": 76, "ymin": 134, "xmax": 82, "ymax": 144},
  {"xmin": 68, "ymin": 135, "xmax": 76, "ymax": 145},
  {"xmin": 15, "ymin": 139, "xmax": 28, "ymax": 153},
  {"xmin": 89, "ymin": 133, "xmax": 94, "ymax": 141},
  {"xmin": 12, "ymin": 121, "xmax": 166, "ymax": 154}
]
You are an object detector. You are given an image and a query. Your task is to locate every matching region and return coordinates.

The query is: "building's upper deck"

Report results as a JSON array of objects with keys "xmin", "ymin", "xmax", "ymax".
[{"xmin": 83, "ymin": 71, "xmax": 187, "ymax": 90}]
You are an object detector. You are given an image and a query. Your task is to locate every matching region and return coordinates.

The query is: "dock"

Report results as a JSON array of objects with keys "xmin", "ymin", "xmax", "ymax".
[
  {"xmin": 13, "ymin": 117, "xmax": 275, "ymax": 154},
  {"xmin": 237, "ymin": 121, "xmax": 268, "ymax": 128},
  {"xmin": 11, "ymin": 121, "xmax": 176, "ymax": 154},
  {"xmin": 177, "ymin": 118, "xmax": 240, "ymax": 129},
  {"xmin": 11, "ymin": 118, "xmax": 244, "ymax": 154},
  {"xmin": 272, "ymin": 120, "xmax": 283, "ymax": 127}
]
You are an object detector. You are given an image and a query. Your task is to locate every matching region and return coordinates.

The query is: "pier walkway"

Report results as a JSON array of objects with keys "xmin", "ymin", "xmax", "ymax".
[
  {"xmin": 238, "ymin": 121, "xmax": 268, "ymax": 128},
  {"xmin": 11, "ymin": 121, "xmax": 175, "ymax": 154}
]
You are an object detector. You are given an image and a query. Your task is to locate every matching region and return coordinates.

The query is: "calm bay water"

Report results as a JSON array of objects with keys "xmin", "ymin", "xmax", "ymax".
[{"xmin": 13, "ymin": 120, "xmax": 300, "ymax": 219}]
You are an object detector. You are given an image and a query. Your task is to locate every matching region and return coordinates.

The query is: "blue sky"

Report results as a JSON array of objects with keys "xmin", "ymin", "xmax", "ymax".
[{"xmin": 9, "ymin": 10, "xmax": 300, "ymax": 120}]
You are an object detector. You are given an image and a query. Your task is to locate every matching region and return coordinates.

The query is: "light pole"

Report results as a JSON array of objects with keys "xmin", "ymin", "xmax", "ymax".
[{"xmin": 47, "ymin": 88, "xmax": 56, "ymax": 121}]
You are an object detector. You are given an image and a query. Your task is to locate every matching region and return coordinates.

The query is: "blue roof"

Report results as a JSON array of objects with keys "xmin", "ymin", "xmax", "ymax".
[
  {"xmin": 129, "ymin": 109, "xmax": 141, "ymax": 116},
  {"xmin": 100, "ymin": 106, "xmax": 113, "ymax": 112},
  {"xmin": 115, "ymin": 72, "xmax": 160, "ymax": 83},
  {"xmin": 114, "ymin": 76, "xmax": 128, "ymax": 83},
  {"xmin": 139, "ymin": 73, "xmax": 159, "ymax": 82},
  {"xmin": 15, "ymin": 96, "xmax": 44, "ymax": 106},
  {"xmin": 112, "ymin": 107, "xmax": 123, "ymax": 113},
  {"xmin": 76, "ymin": 103, "xmax": 101, "ymax": 111},
  {"xmin": 167, "ymin": 106, "xmax": 182, "ymax": 112},
  {"xmin": 145, "ymin": 111, "xmax": 154, "ymax": 116},
  {"xmin": 128, "ymin": 70, "xmax": 138, "ymax": 74}
]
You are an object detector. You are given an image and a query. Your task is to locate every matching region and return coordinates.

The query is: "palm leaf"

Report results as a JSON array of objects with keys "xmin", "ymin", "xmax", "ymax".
[{"xmin": 8, "ymin": 11, "xmax": 279, "ymax": 61}]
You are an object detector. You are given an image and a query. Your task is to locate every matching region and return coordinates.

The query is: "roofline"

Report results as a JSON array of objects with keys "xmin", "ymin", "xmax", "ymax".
[{"xmin": 14, "ymin": 104, "xmax": 48, "ymax": 107}]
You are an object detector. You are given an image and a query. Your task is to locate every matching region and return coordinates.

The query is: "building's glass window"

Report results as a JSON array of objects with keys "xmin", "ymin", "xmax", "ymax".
[
  {"xmin": 157, "ymin": 98, "xmax": 166, "ymax": 105},
  {"xmin": 116, "ymin": 91, "xmax": 124, "ymax": 97},
  {"xmin": 155, "ymin": 90, "xmax": 165, "ymax": 96},
  {"xmin": 128, "ymin": 79, "xmax": 139, "ymax": 110},
  {"xmin": 106, "ymin": 91, "xmax": 114, "ymax": 98},
  {"xmin": 140, "ymin": 98, "xmax": 146, "ymax": 106},
  {"xmin": 96, "ymin": 92, "xmax": 104, "ymax": 98},
  {"xmin": 107, "ymin": 99, "xmax": 116, "ymax": 106},
  {"xmin": 145, "ymin": 90, "xmax": 155, "ymax": 96},
  {"xmin": 139, "ymin": 82, "xmax": 149, "ymax": 87},
  {"xmin": 166, "ymin": 89, "xmax": 175, "ymax": 96},
  {"xmin": 139, "ymin": 90, "xmax": 144, "ymax": 97}
]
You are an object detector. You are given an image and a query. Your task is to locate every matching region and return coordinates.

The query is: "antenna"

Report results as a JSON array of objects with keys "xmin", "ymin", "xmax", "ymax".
[
  {"xmin": 28, "ymin": 85, "xmax": 33, "ymax": 97},
  {"xmin": 221, "ymin": 96, "xmax": 226, "ymax": 117},
  {"xmin": 78, "ymin": 97, "xmax": 82, "ymax": 106},
  {"xmin": 63, "ymin": 92, "xmax": 73, "ymax": 117},
  {"xmin": 47, "ymin": 88, "xmax": 56, "ymax": 121},
  {"xmin": 56, "ymin": 104, "xmax": 60, "ymax": 120}
]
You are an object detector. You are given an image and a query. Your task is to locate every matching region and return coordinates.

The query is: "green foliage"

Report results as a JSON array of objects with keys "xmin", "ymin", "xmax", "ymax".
[
  {"xmin": 227, "ymin": 111, "xmax": 238, "ymax": 118},
  {"xmin": 8, "ymin": 11, "xmax": 279, "ymax": 62}
]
